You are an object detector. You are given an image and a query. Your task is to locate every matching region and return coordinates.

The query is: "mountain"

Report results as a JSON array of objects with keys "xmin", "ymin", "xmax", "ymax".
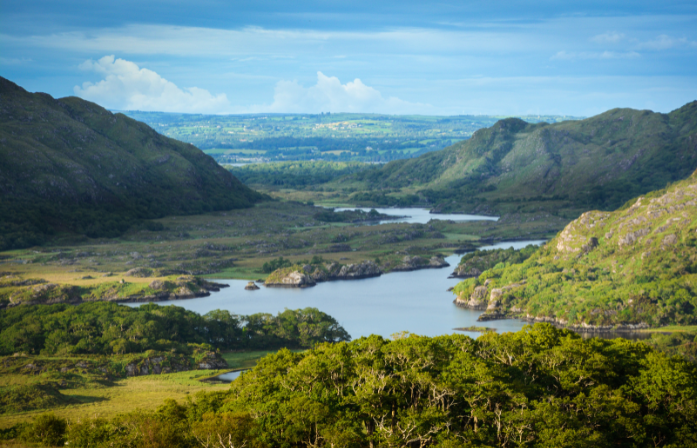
[
  {"xmin": 0, "ymin": 77, "xmax": 263, "ymax": 250},
  {"xmin": 453, "ymin": 170, "xmax": 697, "ymax": 329},
  {"xmin": 348, "ymin": 102, "xmax": 697, "ymax": 214}
]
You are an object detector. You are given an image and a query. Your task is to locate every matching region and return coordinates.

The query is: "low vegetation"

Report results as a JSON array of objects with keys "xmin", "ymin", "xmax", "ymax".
[{"xmin": 454, "ymin": 171, "xmax": 697, "ymax": 327}]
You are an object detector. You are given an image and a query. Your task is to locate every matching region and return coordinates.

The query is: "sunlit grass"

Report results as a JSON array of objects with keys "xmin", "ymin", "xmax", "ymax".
[{"xmin": 0, "ymin": 370, "xmax": 230, "ymax": 429}]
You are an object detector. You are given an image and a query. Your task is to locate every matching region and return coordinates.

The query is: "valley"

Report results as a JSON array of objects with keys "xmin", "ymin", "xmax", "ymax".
[{"xmin": 1, "ymin": 76, "xmax": 697, "ymax": 446}]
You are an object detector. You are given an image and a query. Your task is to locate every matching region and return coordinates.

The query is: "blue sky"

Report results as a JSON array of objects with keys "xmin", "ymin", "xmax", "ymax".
[{"xmin": 1, "ymin": 0, "xmax": 696, "ymax": 116}]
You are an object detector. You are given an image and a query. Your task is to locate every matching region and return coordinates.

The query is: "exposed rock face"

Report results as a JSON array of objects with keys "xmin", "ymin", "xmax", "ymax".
[
  {"xmin": 392, "ymin": 255, "xmax": 450, "ymax": 272},
  {"xmin": 452, "ymin": 266, "xmax": 482, "ymax": 279},
  {"xmin": 244, "ymin": 281, "xmax": 260, "ymax": 290},
  {"xmin": 336, "ymin": 260, "xmax": 382, "ymax": 279},
  {"xmin": 266, "ymin": 260, "xmax": 383, "ymax": 288},
  {"xmin": 455, "ymin": 281, "xmax": 526, "ymax": 312},
  {"xmin": 454, "ymin": 285, "xmax": 489, "ymax": 310},
  {"xmin": 556, "ymin": 211, "xmax": 611, "ymax": 253},
  {"xmin": 265, "ymin": 270, "xmax": 317, "ymax": 288}
]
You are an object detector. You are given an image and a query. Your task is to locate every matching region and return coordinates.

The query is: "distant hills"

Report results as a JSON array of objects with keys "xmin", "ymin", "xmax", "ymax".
[
  {"xmin": 121, "ymin": 110, "xmax": 580, "ymax": 164},
  {"xmin": 0, "ymin": 77, "xmax": 263, "ymax": 250},
  {"xmin": 454, "ymin": 169, "xmax": 697, "ymax": 328},
  {"xmin": 347, "ymin": 102, "xmax": 697, "ymax": 214}
]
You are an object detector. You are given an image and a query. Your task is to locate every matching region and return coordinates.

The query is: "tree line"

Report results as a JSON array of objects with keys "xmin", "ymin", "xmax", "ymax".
[{"xmin": 0, "ymin": 302, "xmax": 350, "ymax": 356}]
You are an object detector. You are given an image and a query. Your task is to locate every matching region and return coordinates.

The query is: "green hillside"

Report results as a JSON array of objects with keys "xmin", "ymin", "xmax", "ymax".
[
  {"xmin": 0, "ymin": 77, "xmax": 263, "ymax": 250},
  {"xmin": 453, "ymin": 170, "xmax": 697, "ymax": 328},
  {"xmin": 346, "ymin": 102, "xmax": 697, "ymax": 214}
]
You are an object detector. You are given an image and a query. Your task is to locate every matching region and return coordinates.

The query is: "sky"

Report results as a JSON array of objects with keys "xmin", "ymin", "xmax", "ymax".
[{"xmin": 1, "ymin": 0, "xmax": 696, "ymax": 116}]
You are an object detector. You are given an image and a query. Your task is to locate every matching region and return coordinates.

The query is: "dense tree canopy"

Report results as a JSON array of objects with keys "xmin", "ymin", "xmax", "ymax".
[
  {"xmin": 15, "ymin": 324, "xmax": 697, "ymax": 447},
  {"xmin": 0, "ymin": 302, "xmax": 350, "ymax": 356}
]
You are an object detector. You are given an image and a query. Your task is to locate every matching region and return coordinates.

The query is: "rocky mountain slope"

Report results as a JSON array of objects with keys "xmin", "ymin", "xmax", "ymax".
[
  {"xmin": 0, "ymin": 76, "xmax": 263, "ymax": 250},
  {"xmin": 453, "ymin": 170, "xmax": 697, "ymax": 329},
  {"xmin": 348, "ymin": 101, "xmax": 697, "ymax": 214}
]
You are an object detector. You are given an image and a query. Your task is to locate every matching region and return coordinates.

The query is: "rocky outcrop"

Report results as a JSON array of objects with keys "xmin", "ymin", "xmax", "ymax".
[
  {"xmin": 244, "ymin": 281, "xmax": 260, "ymax": 290},
  {"xmin": 392, "ymin": 255, "xmax": 450, "ymax": 272},
  {"xmin": 335, "ymin": 260, "xmax": 382, "ymax": 279},
  {"xmin": 265, "ymin": 268, "xmax": 317, "ymax": 288},
  {"xmin": 451, "ymin": 266, "xmax": 482, "ymax": 279},
  {"xmin": 454, "ymin": 285, "xmax": 489, "ymax": 310},
  {"xmin": 453, "ymin": 278, "xmax": 527, "ymax": 313},
  {"xmin": 266, "ymin": 260, "xmax": 383, "ymax": 288}
]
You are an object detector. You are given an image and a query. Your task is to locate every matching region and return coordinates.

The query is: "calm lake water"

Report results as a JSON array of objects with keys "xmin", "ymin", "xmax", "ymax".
[
  {"xmin": 333, "ymin": 207, "xmax": 499, "ymax": 225},
  {"xmin": 127, "ymin": 240, "xmax": 545, "ymax": 341}
]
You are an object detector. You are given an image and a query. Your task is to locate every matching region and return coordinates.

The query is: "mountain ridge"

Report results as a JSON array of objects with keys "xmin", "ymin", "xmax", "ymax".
[
  {"xmin": 346, "ymin": 101, "xmax": 697, "ymax": 214},
  {"xmin": 0, "ymin": 76, "xmax": 263, "ymax": 250}
]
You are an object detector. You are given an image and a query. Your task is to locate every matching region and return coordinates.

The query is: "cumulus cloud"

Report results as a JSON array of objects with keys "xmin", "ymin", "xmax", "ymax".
[
  {"xmin": 263, "ymin": 72, "xmax": 427, "ymax": 114},
  {"xmin": 74, "ymin": 55, "xmax": 231, "ymax": 113},
  {"xmin": 74, "ymin": 57, "xmax": 425, "ymax": 114}
]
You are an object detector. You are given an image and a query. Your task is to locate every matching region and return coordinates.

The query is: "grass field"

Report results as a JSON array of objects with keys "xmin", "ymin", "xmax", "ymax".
[
  {"xmin": 0, "ymin": 370, "xmax": 230, "ymax": 429},
  {"xmin": 0, "ymin": 350, "xmax": 297, "ymax": 430}
]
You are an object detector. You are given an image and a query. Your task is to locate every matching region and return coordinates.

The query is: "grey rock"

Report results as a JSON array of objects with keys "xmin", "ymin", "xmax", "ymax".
[
  {"xmin": 266, "ymin": 270, "xmax": 316, "ymax": 288},
  {"xmin": 244, "ymin": 281, "xmax": 260, "ymax": 290}
]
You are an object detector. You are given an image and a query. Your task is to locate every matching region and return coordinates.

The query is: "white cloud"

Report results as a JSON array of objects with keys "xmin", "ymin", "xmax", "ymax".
[
  {"xmin": 74, "ymin": 55, "xmax": 231, "ymax": 113},
  {"xmin": 74, "ymin": 57, "xmax": 424, "ymax": 114},
  {"xmin": 636, "ymin": 34, "xmax": 697, "ymax": 50},
  {"xmin": 263, "ymin": 72, "xmax": 427, "ymax": 114},
  {"xmin": 591, "ymin": 32, "xmax": 625, "ymax": 44},
  {"xmin": 551, "ymin": 50, "xmax": 640, "ymax": 60}
]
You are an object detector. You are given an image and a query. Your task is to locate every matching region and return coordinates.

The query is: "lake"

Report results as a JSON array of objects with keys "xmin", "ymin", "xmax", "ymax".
[
  {"xmin": 333, "ymin": 207, "xmax": 499, "ymax": 225},
  {"xmin": 127, "ymin": 240, "xmax": 545, "ymax": 341}
]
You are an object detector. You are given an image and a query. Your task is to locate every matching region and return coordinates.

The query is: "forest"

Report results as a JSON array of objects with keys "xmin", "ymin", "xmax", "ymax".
[
  {"xmin": 5, "ymin": 324, "xmax": 697, "ymax": 447},
  {"xmin": 0, "ymin": 302, "xmax": 350, "ymax": 355}
]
